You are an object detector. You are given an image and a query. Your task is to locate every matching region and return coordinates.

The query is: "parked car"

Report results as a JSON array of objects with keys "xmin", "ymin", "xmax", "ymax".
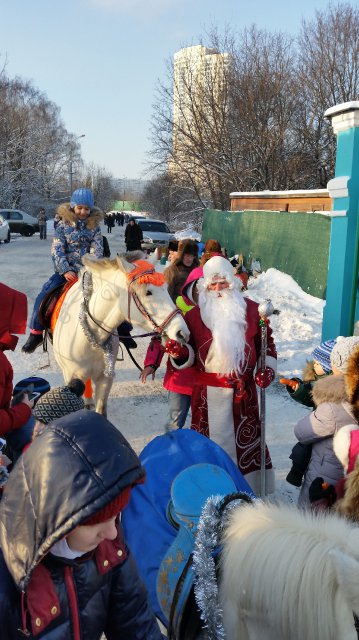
[
  {"xmin": 0, "ymin": 214, "xmax": 10, "ymax": 243},
  {"xmin": 136, "ymin": 218, "xmax": 176, "ymax": 251},
  {"xmin": 0, "ymin": 209, "xmax": 39, "ymax": 236}
]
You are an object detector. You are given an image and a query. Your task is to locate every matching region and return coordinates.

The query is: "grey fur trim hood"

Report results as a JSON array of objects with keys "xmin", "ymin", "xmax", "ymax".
[
  {"xmin": 56, "ymin": 203, "xmax": 104, "ymax": 230},
  {"xmin": 311, "ymin": 375, "xmax": 347, "ymax": 406}
]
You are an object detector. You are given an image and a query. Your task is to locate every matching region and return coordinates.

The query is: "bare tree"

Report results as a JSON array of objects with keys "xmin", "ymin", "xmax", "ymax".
[
  {"xmin": 297, "ymin": 2, "xmax": 359, "ymax": 186},
  {"xmin": 149, "ymin": 4, "xmax": 359, "ymax": 208},
  {"xmin": 0, "ymin": 75, "xmax": 77, "ymax": 211},
  {"xmin": 141, "ymin": 171, "xmax": 204, "ymax": 230},
  {"xmin": 81, "ymin": 162, "xmax": 117, "ymax": 212}
]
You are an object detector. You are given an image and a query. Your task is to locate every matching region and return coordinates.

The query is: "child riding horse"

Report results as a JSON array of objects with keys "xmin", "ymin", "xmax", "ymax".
[{"xmin": 22, "ymin": 188, "xmax": 104, "ymax": 353}]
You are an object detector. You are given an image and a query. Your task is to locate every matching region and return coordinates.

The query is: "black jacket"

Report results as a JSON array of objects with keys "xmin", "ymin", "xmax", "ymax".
[
  {"xmin": 0, "ymin": 410, "xmax": 162, "ymax": 639},
  {"xmin": 125, "ymin": 223, "xmax": 143, "ymax": 250}
]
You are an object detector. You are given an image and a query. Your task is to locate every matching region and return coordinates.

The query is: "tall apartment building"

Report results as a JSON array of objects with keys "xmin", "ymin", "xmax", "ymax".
[{"xmin": 171, "ymin": 45, "xmax": 229, "ymax": 177}]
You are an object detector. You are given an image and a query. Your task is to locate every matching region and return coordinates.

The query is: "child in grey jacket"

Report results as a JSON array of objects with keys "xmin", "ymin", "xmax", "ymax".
[{"xmin": 294, "ymin": 336, "xmax": 359, "ymax": 507}]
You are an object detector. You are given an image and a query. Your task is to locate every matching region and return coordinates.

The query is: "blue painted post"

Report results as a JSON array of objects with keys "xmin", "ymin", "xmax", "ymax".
[{"xmin": 321, "ymin": 102, "xmax": 359, "ymax": 341}]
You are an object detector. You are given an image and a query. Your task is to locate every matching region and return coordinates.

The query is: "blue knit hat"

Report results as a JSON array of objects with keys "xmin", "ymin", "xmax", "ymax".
[
  {"xmin": 70, "ymin": 187, "xmax": 94, "ymax": 209},
  {"xmin": 311, "ymin": 339, "xmax": 336, "ymax": 374}
]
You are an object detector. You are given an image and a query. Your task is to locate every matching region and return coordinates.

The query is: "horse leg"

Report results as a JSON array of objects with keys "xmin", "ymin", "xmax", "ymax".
[{"xmin": 93, "ymin": 376, "xmax": 114, "ymax": 416}]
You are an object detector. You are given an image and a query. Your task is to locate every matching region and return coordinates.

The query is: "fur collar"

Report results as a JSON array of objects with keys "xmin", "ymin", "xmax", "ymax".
[
  {"xmin": 335, "ymin": 457, "xmax": 359, "ymax": 522},
  {"xmin": 312, "ymin": 375, "xmax": 347, "ymax": 406},
  {"xmin": 56, "ymin": 203, "xmax": 103, "ymax": 230},
  {"xmin": 345, "ymin": 346, "xmax": 359, "ymax": 422},
  {"xmin": 302, "ymin": 360, "xmax": 316, "ymax": 382}
]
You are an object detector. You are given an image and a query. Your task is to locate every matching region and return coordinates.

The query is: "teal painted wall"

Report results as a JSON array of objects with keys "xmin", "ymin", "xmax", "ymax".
[{"xmin": 202, "ymin": 209, "xmax": 331, "ymax": 299}]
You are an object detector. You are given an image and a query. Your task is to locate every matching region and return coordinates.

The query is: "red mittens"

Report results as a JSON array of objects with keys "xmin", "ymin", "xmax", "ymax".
[
  {"xmin": 255, "ymin": 367, "xmax": 275, "ymax": 389},
  {"xmin": 164, "ymin": 339, "xmax": 189, "ymax": 359}
]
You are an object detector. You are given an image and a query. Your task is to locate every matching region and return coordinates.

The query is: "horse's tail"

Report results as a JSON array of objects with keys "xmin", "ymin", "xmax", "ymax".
[{"xmin": 330, "ymin": 548, "xmax": 359, "ymax": 616}]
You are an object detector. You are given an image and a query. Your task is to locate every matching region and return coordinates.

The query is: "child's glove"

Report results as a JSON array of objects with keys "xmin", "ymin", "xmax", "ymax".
[
  {"xmin": 309, "ymin": 477, "xmax": 336, "ymax": 505},
  {"xmin": 164, "ymin": 339, "xmax": 189, "ymax": 359},
  {"xmin": 280, "ymin": 378, "xmax": 299, "ymax": 391},
  {"xmin": 255, "ymin": 367, "xmax": 275, "ymax": 389}
]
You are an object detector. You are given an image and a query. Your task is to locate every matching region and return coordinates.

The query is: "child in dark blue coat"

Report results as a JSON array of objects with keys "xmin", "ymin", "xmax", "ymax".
[{"xmin": 0, "ymin": 410, "xmax": 163, "ymax": 639}]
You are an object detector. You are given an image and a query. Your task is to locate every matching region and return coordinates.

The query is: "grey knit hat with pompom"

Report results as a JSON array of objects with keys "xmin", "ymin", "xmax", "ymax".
[{"xmin": 330, "ymin": 336, "xmax": 359, "ymax": 373}]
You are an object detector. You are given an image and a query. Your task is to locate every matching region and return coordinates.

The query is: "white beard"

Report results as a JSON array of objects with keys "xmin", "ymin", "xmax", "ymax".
[{"xmin": 198, "ymin": 286, "xmax": 248, "ymax": 376}]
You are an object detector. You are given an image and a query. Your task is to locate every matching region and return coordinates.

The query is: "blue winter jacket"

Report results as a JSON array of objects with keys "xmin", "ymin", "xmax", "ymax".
[
  {"xmin": 51, "ymin": 203, "xmax": 104, "ymax": 275},
  {"xmin": 0, "ymin": 411, "xmax": 163, "ymax": 639}
]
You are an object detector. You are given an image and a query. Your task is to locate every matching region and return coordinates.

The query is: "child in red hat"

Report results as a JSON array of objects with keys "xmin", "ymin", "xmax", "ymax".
[{"xmin": 0, "ymin": 410, "xmax": 163, "ymax": 639}]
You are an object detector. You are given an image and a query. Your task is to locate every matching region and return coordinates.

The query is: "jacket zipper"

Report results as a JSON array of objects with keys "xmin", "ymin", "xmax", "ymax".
[{"xmin": 64, "ymin": 566, "xmax": 81, "ymax": 640}]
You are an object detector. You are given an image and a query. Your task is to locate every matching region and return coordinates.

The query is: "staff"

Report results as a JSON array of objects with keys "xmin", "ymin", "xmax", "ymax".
[{"xmin": 258, "ymin": 299, "xmax": 274, "ymax": 498}]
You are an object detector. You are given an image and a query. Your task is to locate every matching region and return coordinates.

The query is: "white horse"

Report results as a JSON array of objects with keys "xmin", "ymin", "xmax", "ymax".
[
  {"xmin": 219, "ymin": 501, "xmax": 359, "ymax": 640},
  {"xmin": 53, "ymin": 253, "xmax": 189, "ymax": 415}
]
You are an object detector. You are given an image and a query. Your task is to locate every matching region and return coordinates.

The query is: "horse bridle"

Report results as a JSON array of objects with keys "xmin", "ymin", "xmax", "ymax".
[
  {"xmin": 82, "ymin": 270, "xmax": 181, "ymax": 340},
  {"xmin": 127, "ymin": 278, "xmax": 181, "ymax": 337}
]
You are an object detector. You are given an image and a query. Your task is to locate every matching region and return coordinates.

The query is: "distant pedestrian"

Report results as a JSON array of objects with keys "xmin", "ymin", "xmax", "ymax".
[
  {"xmin": 105, "ymin": 212, "xmax": 115, "ymax": 234},
  {"xmin": 125, "ymin": 218, "xmax": 143, "ymax": 251},
  {"xmin": 37, "ymin": 208, "xmax": 47, "ymax": 240}
]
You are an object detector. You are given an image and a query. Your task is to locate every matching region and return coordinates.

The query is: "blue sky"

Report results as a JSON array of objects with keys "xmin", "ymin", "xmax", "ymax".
[{"xmin": 1, "ymin": 0, "xmax": 342, "ymax": 180}]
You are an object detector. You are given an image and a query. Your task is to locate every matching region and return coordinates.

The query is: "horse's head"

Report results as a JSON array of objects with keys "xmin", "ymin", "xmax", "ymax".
[
  {"xmin": 83, "ymin": 253, "xmax": 188, "ymax": 344},
  {"xmin": 116, "ymin": 254, "xmax": 189, "ymax": 344}
]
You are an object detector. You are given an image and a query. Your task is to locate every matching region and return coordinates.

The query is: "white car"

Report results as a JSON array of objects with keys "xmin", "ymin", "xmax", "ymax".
[
  {"xmin": 0, "ymin": 209, "xmax": 39, "ymax": 236},
  {"xmin": 136, "ymin": 218, "xmax": 176, "ymax": 251},
  {"xmin": 0, "ymin": 214, "xmax": 10, "ymax": 243}
]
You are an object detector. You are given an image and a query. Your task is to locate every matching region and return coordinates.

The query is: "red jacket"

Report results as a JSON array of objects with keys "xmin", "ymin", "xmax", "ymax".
[
  {"xmin": 0, "ymin": 351, "xmax": 31, "ymax": 436},
  {"xmin": 0, "ymin": 283, "xmax": 31, "ymax": 435}
]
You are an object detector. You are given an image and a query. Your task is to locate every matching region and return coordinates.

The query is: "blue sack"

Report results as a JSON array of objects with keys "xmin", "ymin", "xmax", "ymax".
[{"xmin": 122, "ymin": 429, "xmax": 255, "ymax": 626}]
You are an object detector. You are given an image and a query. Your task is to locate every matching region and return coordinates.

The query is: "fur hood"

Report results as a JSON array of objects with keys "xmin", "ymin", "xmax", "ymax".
[
  {"xmin": 335, "ymin": 457, "xmax": 359, "ymax": 522},
  {"xmin": 56, "ymin": 203, "xmax": 104, "ymax": 230},
  {"xmin": 302, "ymin": 360, "xmax": 317, "ymax": 382},
  {"xmin": 311, "ymin": 375, "xmax": 347, "ymax": 406},
  {"xmin": 344, "ymin": 345, "xmax": 359, "ymax": 423}
]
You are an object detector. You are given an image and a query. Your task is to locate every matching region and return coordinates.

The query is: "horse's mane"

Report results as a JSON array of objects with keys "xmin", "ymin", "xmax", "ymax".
[
  {"xmin": 122, "ymin": 250, "xmax": 147, "ymax": 263},
  {"xmin": 82, "ymin": 251, "xmax": 146, "ymax": 272},
  {"xmin": 220, "ymin": 501, "xmax": 359, "ymax": 640},
  {"xmin": 81, "ymin": 253, "xmax": 152, "ymax": 291}
]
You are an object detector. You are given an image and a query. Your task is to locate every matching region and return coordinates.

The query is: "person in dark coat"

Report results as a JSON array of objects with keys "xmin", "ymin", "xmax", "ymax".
[
  {"xmin": 163, "ymin": 239, "xmax": 199, "ymax": 303},
  {"xmin": 125, "ymin": 219, "xmax": 143, "ymax": 251},
  {"xmin": 0, "ymin": 410, "xmax": 163, "ymax": 639},
  {"xmin": 105, "ymin": 212, "xmax": 115, "ymax": 234},
  {"xmin": 37, "ymin": 208, "xmax": 47, "ymax": 240}
]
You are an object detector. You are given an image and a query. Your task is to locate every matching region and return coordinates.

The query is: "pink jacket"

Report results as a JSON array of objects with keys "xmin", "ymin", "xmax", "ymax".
[{"xmin": 144, "ymin": 337, "xmax": 195, "ymax": 395}]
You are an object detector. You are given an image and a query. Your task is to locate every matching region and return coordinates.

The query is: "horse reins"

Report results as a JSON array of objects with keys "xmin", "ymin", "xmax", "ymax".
[
  {"xmin": 126, "ymin": 268, "xmax": 182, "ymax": 336},
  {"xmin": 82, "ymin": 270, "xmax": 181, "ymax": 340}
]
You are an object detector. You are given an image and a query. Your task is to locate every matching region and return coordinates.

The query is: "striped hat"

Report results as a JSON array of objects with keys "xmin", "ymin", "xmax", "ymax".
[{"xmin": 311, "ymin": 339, "xmax": 336, "ymax": 374}]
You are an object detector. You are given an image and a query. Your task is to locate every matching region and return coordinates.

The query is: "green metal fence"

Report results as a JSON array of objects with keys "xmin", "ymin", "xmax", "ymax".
[{"xmin": 202, "ymin": 209, "xmax": 332, "ymax": 299}]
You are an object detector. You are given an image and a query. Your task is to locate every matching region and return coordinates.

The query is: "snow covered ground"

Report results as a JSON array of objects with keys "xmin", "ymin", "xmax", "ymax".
[{"xmin": 1, "ymin": 221, "xmax": 325, "ymax": 504}]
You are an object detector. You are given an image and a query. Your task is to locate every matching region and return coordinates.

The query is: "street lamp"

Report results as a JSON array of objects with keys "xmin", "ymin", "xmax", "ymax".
[
  {"xmin": 122, "ymin": 175, "xmax": 126, "ymax": 208},
  {"xmin": 69, "ymin": 134, "xmax": 85, "ymax": 194}
]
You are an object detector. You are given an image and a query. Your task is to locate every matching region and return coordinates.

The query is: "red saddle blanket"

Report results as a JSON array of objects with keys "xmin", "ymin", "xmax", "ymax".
[{"xmin": 39, "ymin": 280, "xmax": 77, "ymax": 335}]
